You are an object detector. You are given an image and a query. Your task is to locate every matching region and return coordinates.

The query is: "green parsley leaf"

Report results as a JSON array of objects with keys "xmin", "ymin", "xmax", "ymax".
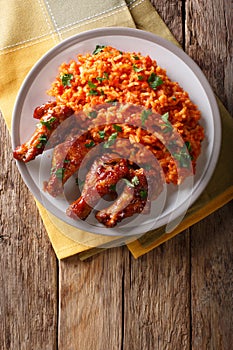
[
  {"xmin": 92, "ymin": 45, "xmax": 106, "ymax": 55},
  {"xmin": 161, "ymin": 112, "xmax": 173, "ymax": 133},
  {"xmin": 40, "ymin": 117, "xmax": 56, "ymax": 130},
  {"xmin": 98, "ymin": 130, "xmax": 105, "ymax": 139},
  {"xmin": 96, "ymin": 72, "xmax": 109, "ymax": 82},
  {"xmin": 60, "ymin": 73, "xmax": 73, "ymax": 87},
  {"xmin": 96, "ymin": 77, "xmax": 104, "ymax": 82},
  {"xmin": 133, "ymin": 64, "xmax": 144, "ymax": 73},
  {"xmin": 161, "ymin": 112, "xmax": 169, "ymax": 122},
  {"xmin": 148, "ymin": 73, "xmax": 163, "ymax": 90},
  {"xmin": 113, "ymin": 124, "xmax": 122, "ymax": 132},
  {"xmin": 143, "ymin": 164, "xmax": 151, "ymax": 171},
  {"xmin": 85, "ymin": 140, "xmax": 95, "ymax": 148},
  {"xmin": 185, "ymin": 141, "xmax": 192, "ymax": 152},
  {"xmin": 88, "ymin": 89, "xmax": 98, "ymax": 96},
  {"xmin": 109, "ymin": 184, "xmax": 116, "ymax": 191},
  {"xmin": 36, "ymin": 134, "xmax": 47, "ymax": 148},
  {"xmin": 55, "ymin": 168, "xmax": 65, "ymax": 180},
  {"xmin": 141, "ymin": 109, "xmax": 152, "ymax": 126},
  {"xmin": 140, "ymin": 189, "xmax": 147, "ymax": 199},
  {"xmin": 122, "ymin": 178, "xmax": 135, "ymax": 188},
  {"xmin": 173, "ymin": 148, "xmax": 192, "ymax": 168},
  {"xmin": 131, "ymin": 175, "xmax": 140, "ymax": 186},
  {"xmin": 103, "ymin": 132, "xmax": 118, "ymax": 148},
  {"xmin": 172, "ymin": 96, "xmax": 177, "ymax": 101},
  {"xmin": 106, "ymin": 99, "xmax": 118, "ymax": 105},
  {"xmin": 88, "ymin": 81, "xmax": 97, "ymax": 89},
  {"xmin": 138, "ymin": 75, "xmax": 144, "ymax": 81},
  {"xmin": 88, "ymin": 110, "xmax": 98, "ymax": 119},
  {"xmin": 133, "ymin": 55, "xmax": 140, "ymax": 60}
]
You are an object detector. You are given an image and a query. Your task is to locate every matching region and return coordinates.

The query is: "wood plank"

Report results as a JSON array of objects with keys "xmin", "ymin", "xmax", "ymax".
[
  {"xmin": 190, "ymin": 203, "xmax": 233, "ymax": 349},
  {"xmin": 185, "ymin": 0, "xmax": 233, "ymax": 113},
  {"xmin": 185, "ymin": 0, "xmax": 233, "ymax": 349},
  {"xmin": 0, "ymin": 113, "xmax": 58, "ymax": 350},
  {"xmin": 150, "ymin": 0, "xmax": 184, "ymax": 45},
  {"xmin": 58, "ymin": 247, "xmax": 128, "ymax": 349},
  {"xmin": 123, "ymin": 232, "xmax": 191, "ymax": 350}
]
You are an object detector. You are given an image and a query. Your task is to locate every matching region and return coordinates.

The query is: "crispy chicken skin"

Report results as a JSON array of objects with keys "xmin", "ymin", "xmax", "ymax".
[
  {"xmin": 43, "ymin": 123, "xmax": 164, "ymax": 198},
  {"xmin": 44, "ymin": 133, "xmax": 94, "ymax": 197},
  {"xmin": 66, "ymin": 155, "xmax": 129, "ymax": 220},
  {"xmin": 66, "ymin": 156, "xmax": 164, "ymax": 226},
  {"xmin": 13, "ymin": 102, "xmax": 73, "ymax": 162}
]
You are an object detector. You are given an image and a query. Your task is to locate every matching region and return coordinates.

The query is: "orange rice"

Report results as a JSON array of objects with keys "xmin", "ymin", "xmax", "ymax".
[{"xmin": 47, "ymin": 46, "xmax": 205, "ymax": 184}]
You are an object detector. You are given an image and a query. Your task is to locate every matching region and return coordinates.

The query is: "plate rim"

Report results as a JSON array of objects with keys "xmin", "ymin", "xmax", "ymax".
[{"xmin": 11, "ymin": 27, "xmax": 221, "ymax": 236}]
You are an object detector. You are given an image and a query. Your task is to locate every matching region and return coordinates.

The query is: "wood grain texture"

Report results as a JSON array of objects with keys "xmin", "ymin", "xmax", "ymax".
[
  {"xmin": 58, "ymin": 247, "xmax": 128, "ymax": 350},
  {"xmin": 185, "ymin": 0, "xmax": 233, "ymax": 113},
  {"xmin": 0, "ymin": 115, "xmax": 58, "ymax": 350},
  {"xmin": 185, "ymin": 1, "xmax": 233, "ymax": 349},
  {"xmin": 0, "ymin": 0, "xmax": 232, "ymax": 349},
  {"xmin": 150, "ymin": 0, "xmax": 184, "ymax": 45},
  {"xmin": 123, "ymin": 233, "xmax": 191, "ymax": 350},
  {"xmin": 191, "ymin": 202, "xmax": 233, "ymax": 350}
]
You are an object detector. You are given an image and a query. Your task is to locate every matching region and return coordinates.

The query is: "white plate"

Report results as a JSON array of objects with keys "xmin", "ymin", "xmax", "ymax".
[{"xmin": 12, "ymin": 27, "xmax": 221, "ymax": 238}]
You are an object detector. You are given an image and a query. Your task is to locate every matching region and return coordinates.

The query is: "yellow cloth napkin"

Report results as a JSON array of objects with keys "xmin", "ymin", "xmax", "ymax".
[{"xmin": 1, "ymin": 0, "xmax": 232, "ymax": 259}]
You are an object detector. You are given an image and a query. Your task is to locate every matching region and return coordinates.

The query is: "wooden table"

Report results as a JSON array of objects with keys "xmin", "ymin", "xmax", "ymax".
[{"xmin": 1, "ymin": 1, "xmax": 232, "ymax": 349}]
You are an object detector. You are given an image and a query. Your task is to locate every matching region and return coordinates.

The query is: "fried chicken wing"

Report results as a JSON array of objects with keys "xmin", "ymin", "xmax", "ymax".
[
  {"xmin": 95, "ymin": 168, "xmax": 149, "ymax": 227},
  {"xmin": 13, "ymin": 102, "xmax": 74, "ymax": 162},
  {"xmin": 44, "ymin": 133, "xmax": 95, "ymax": 197},
  {"xmin": 66, "ymin": 155, "xmax": 129, "ymax": 220}
]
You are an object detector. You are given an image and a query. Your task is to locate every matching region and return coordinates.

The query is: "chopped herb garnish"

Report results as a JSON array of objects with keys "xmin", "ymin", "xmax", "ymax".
[
  {"xmin": 40, "ymin": 117, "xmax": 56, "ymax": 130},
  {"xmin": 88, "ymin": 110, "xmax": 97, "ymax": 119},
  {"xmin": 173, "ymin": 143, "xmax": 192, "ymax": 168},
  {"xmin": 98, "ymin": 130, "xmax": 105, "ymax": 139},
  {"xmin": 131, "ymin": 175, "xmax": 140, "ymax": 186},
  {"xmin": 109, "ymin": 184, "xmax": 116, "ymax": 191},
  {"xmin": 185, "ymin": 141, "xmax": 192, "ymax": 152},
  {"xmin": 36, "ymin": 134, "xmax": 47, "ymax": 148},
  {"xmin": 60, "ymin": 73, "xmax": 73, "ymax": 87},
  {"xmin": 92, "ymin": 45, "xmax": 106, "ymax": 55},
  {"xmin": 55, "ymin": 168, "xmax": 65, "ymax": 180},
  {"xmin": 122, "ymin": 178, "xmax": 135, "ymax": 188},
  {"xmin": 88, "ymin": 89, "xmax": 98, "ymax": 96},
  {"xmin": 103, "ymin": 132, "xmax": 118, "ymax": 148},
  {"xmin": 85, "ymin": 140, "xmax": 95, "ymax": 148},
  {"xmin": 88, "ymin": 81, "xmax": 97, "ymax": 89},
  {"xmin": 148, "ymin": 72, "xmax": 163, "ymax": 90},
  {"xmin": 133, "ymin": 64, "xmax": 144, "ymax": 73},
  {"xmin": 63, "ymin": 159, "xmax": 70, "ymax": 164},
  {"xmin": 106, "ymin": 99, "xmax": 118, "ymax": 105},
  {"xmin": 161, "ymin": 112, "xmax": 173, "ymax": 133},
  {"xmin": 96, "ymin": 72, "xmax": 109, "ymax": 82},
  {"xmin": 113, "ymin": 124, "xmax": 122, "ymax": 132},
  {"xmin": 119, "ymin": 51, "xmax": 123, "ymax": 55},
  {"xmin": 96, "ymin": 77, "xmax": 104, "ymax": 82},
  {"xmin": 172, "ymin": 96, "xmax": 177, "ymax": 101},
  {"xmin": 138, "ymin": 75, "xmax": 144, "ymax": 81},
  {"xmin": 50, "ymin": 166, "xmax": 56, "ymax": 175},
  {"xmin": 133, "ymin": 55, "xmax": 140, "ymax": 60},
  {"xmin": 141, "ymin": 109, "xmax": 152, "ymax": 126},
  {"xmin": 143, "ymin": 164, "xmax": 151, "ymax": 171},
  {"xmin": 140, "ymin": 189, "xmax": 147, "ymax": 199}
]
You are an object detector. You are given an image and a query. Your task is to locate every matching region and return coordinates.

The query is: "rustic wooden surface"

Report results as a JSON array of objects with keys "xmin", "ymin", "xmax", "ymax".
[{"xmin": 0, "ymin": 0, "xmax": 232, "ymax": 349}]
